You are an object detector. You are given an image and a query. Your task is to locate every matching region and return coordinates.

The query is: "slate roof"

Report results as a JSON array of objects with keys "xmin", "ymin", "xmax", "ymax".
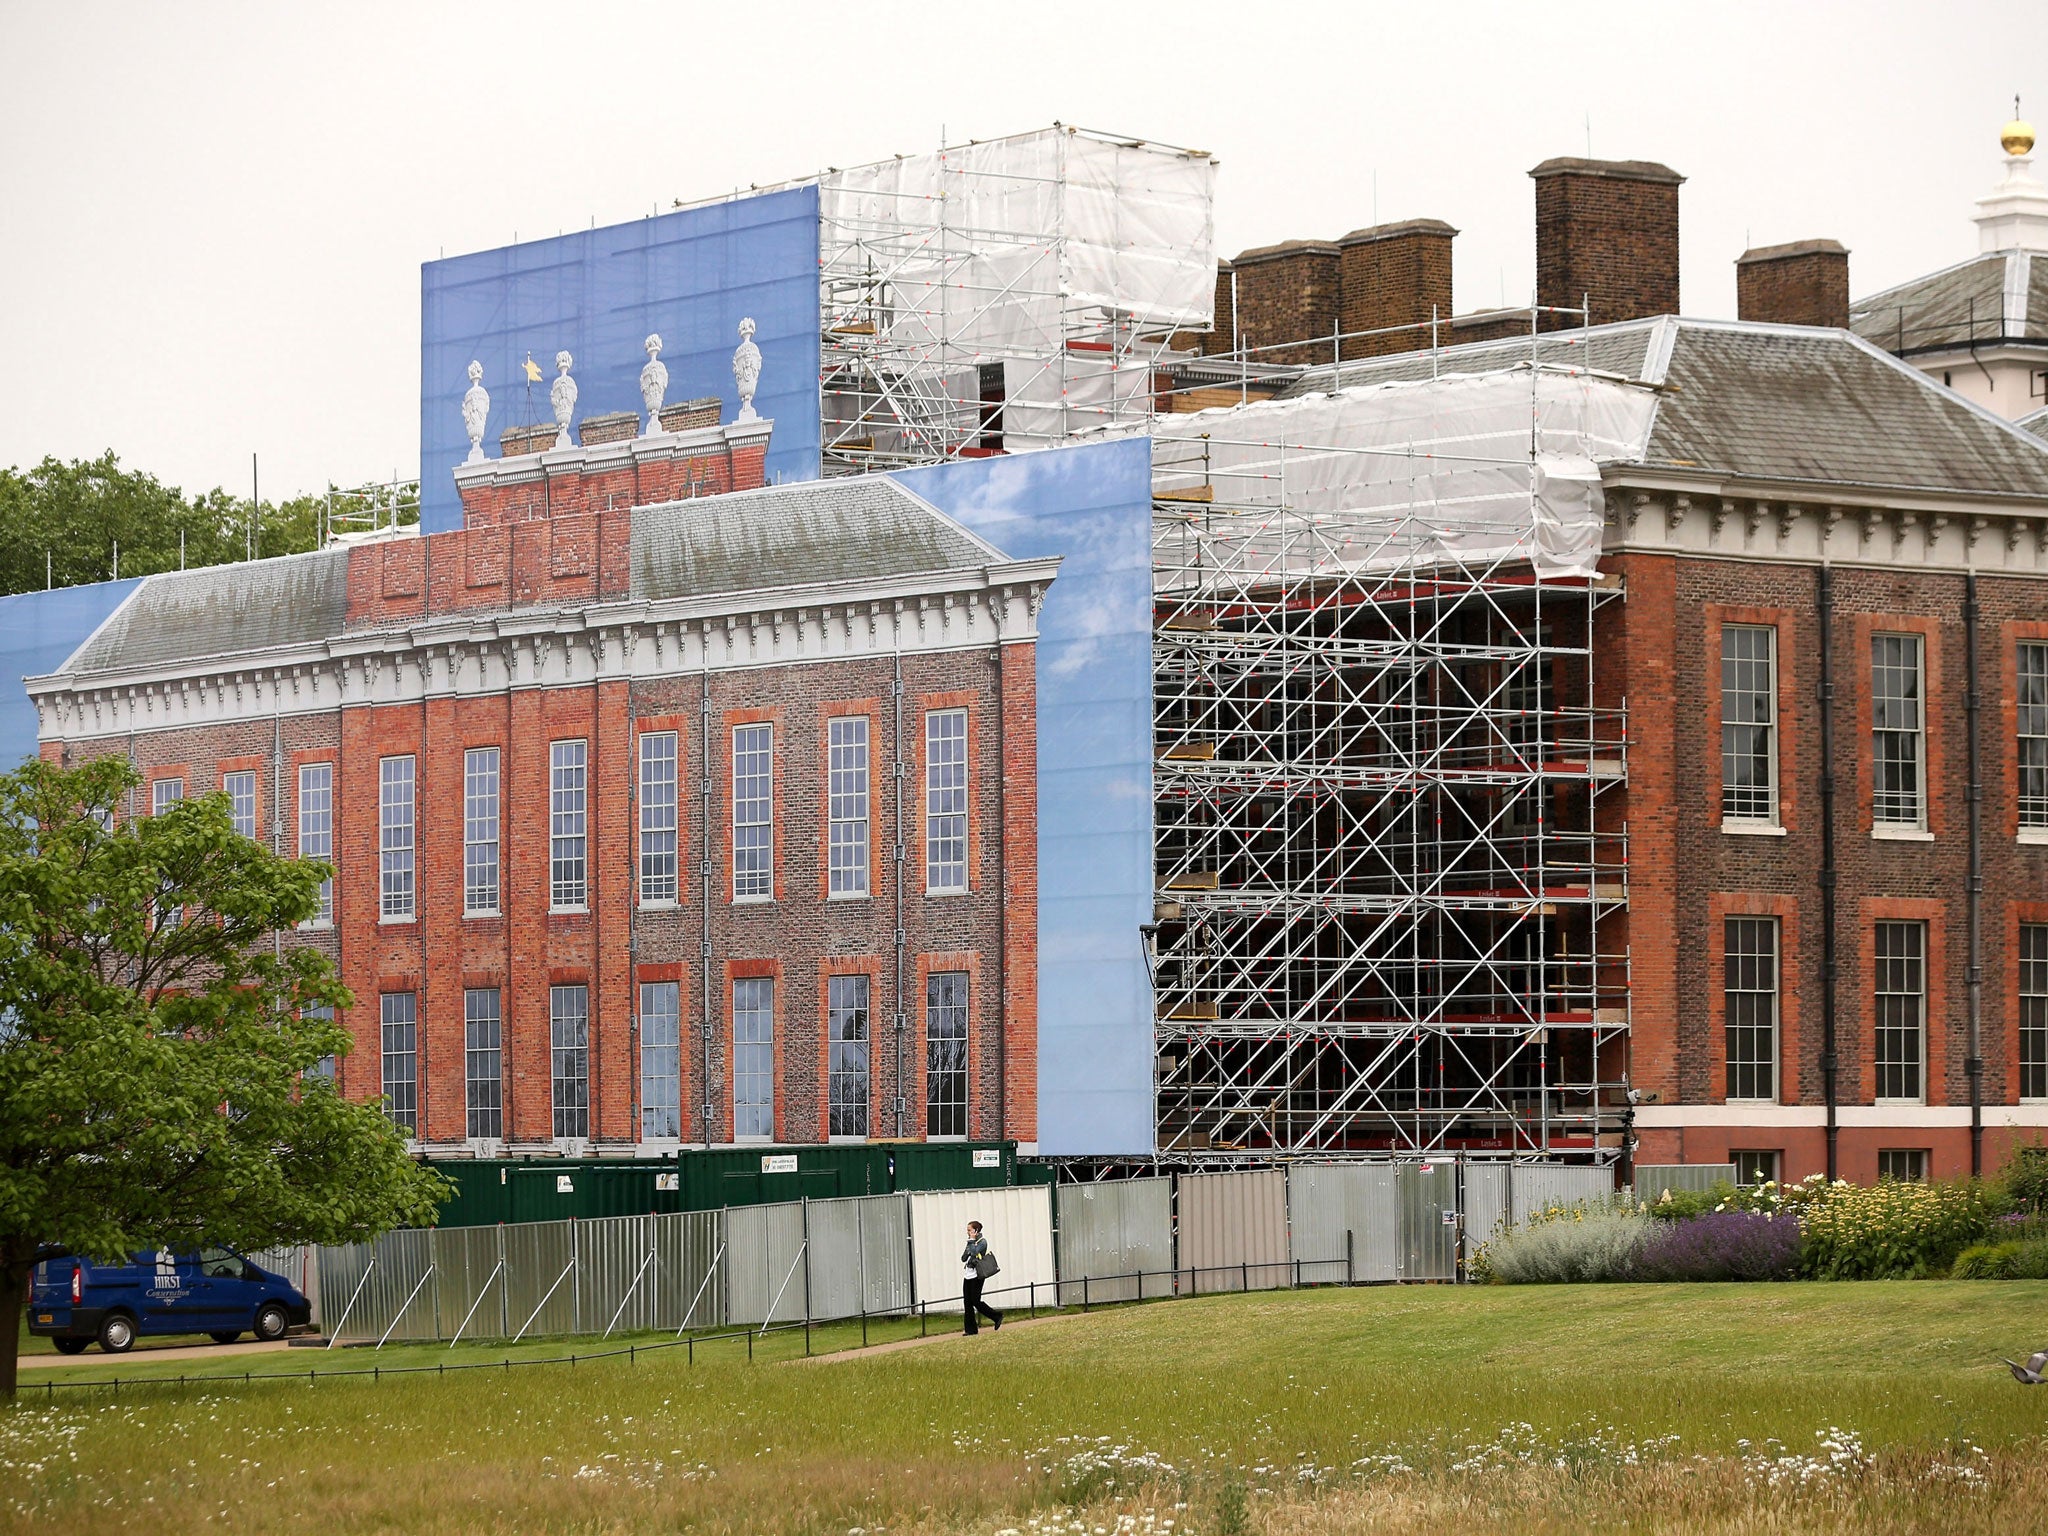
[
  {"xmin": 62, "ymin": 547, "xmax": 351, "ymax": 675},
  {"xmin": 1281, "ymin": 316, "xmax": 2048, "ymax": 501},
  {"xmin": 2021, "ymin": 404, "xmax": 2048, "ymax": 439},
  {"xmin": 49, "ymin": 479, "xmax": 1008, "ymax": 680},
  {"xmin": 1849, "ymin": 251, "xmax": 2048, "ymax": 355},
  {"xmin": 630, "ymin": 478, "xmax": 1001, "ymax": 601}
]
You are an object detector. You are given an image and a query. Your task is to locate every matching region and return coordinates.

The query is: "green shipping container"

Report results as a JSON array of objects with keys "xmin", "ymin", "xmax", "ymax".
[{"xmin": 423, "ymin": 1142, "xmax": 1024, "ymax": 1228}]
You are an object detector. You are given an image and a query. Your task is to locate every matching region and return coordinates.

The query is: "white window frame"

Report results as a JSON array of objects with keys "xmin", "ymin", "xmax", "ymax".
[
  {"xmin": 1873, "ymin": 920, "xmax": 1927, "ymax": 1105},
  {"xmin": 1871, "ymin": 633, "xmax": 1926, "ymax": 829},
  {"xmin": 1720, "ymin": 624, "xmax": 1778, "ymax": 826},
  {"xmin": 732, "ymin": 723, "xmax": 773, "ymax": 902},
  {"xmin": 733, "ymin": 976, "xmax": 775, "ymax": 1140},
  {"xmin": 639, "ymin": 731, "xmax": 679, "ymax": 905},
  {"xmin": 827, "ymin": 972, "xmax": 870, "ymax": 1139},
  {"xmin": 222, "ymin": 769, "xmax": 258, "ymax": 841},
  {"xmin": 381, "ymin": 992, "xmax": 418, "ymax": 1136},
  {"xmin": 925, "ymin": 708, "xmax": 968, "ymax": 893},
  {"xmin": 550, "ymin": 739, "xmax": 588, "ymax": 911},
  {"xmin": 379, "ymin": 755, "xmax": 416, "ymax": 920},
  {"xmin": 152, "ymin": 778, "xmax": 184, "ymax": 927},
  {"xmin": 550, "ymin": 983, "xmax": 590, "ymax": 1144},
  {"xmin": 464, "ymin": 747, "xmax": 501, "ymax": 916},
  {"xmin": 298, "ymin": 763, "xmax": 333, "ymax": 925},
  {"xmin": 2019, "ymin": 642, "xmax": 2048, "ymax": 832},
  {"xmin": 639, "ymin": 981, "xmax": 682, "ymax": 1142},
  {"xmin": 827, "ymin": 715, "xmax": 870, "ymax": 898},
  {"xmin": 925, "ymin": 970, "xmax": 969, "ymax": 1139},
  {"xmin": 2021, "ymin": 924, "xmax": 2048, "ymax": 1105},
  {"xmin": 1723, "ymin": 916, "xmax": 1780, "ymax": 1104},
  {"xmin": 464, "ymin": 988, "xmax": 502, "ymax": 1144}
]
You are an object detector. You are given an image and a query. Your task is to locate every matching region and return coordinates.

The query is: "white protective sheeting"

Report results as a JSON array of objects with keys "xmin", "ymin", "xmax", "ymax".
[
  {"xmin": 906, "ymin": 1186, "xmax": 1056, "ymax": 1315},
  {"xmin": 1150, "ymin": 369, "xmax": 1658, "ymax": 581}
]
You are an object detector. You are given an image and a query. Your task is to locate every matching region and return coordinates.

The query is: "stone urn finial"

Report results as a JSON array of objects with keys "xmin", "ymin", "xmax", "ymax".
[
  {"xmin": 461, "ymin": 360, "xmax": 490, "ymax": 464},
  {"xmin": 640, "ymin": 333, "xmax": 669, "ymax": 437},
  {"xmin": 550, "ymin": 351, "xmax": 577, "ymax": 449},
  {"xmin": 732, "ymin": 317, "xmax": 762, "ymax": 423}
]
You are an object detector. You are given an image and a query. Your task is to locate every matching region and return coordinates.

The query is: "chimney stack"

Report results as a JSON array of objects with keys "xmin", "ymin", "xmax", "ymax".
[
  {"xmin": 1228, "ymin": 239, "xmax": 1340, "ymax": 364},
  {"xmin": 1338, "ymin": 220, "xmax": 1457, "ymax": 357},
  {"xmin": 1530, "ymin": 157, "xmax": 1684, "ymax": 329},
  {"xmin": 1735, "ymin": 240, "xmax": 1850, "ymax": 329}
]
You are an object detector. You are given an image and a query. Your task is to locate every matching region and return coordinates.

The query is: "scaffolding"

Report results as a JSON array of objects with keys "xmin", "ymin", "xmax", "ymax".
[
  {"xmin": 1144, "ymin": 337, "xmax": 1654, "ymax": 1162},
  {"xmin": 816, "ymin": 126, "xmax": 1218, "ymax": 474}
]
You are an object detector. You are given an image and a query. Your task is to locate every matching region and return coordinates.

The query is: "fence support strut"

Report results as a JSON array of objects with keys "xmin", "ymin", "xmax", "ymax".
[
  {"xmin": 677, "ymin": 1242, "xmax": 726, "ymax": 1338},
  {"xmin": 324, "ymin": 1258, "xmax": 378, "ymax": 1349},
  {"xmin": 514, "ymin": 1260, "xmax": 577, "ymax": 1343},
  {"xmin": 449, "ymin": 1260, "xmax": 505, "ymax": 1349},
  {"xmin": 760, "ymin": 1239, "xmax": 808, "ymax": 1337},
  {"xmin": 376, "ymin": 1265, "xmax": 436, "ymax": 1350},
  {"xmin": 604, "ymin": 1247, "xmax": 658, "ymax": 1339}
]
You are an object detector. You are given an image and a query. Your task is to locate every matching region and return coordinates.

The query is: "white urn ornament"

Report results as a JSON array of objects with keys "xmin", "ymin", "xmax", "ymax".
[
  {"xmin": 732, "ymin": 317, "xmax": 762, "ymax": 423},
  {"xmin": 550, "ymin": 350, "xmax": 578, "ymax": 449},
  {"xmin": 639, "ymin": 333, "xmax": 669, "ymax": 436},
  {"xmin": 461, "ymin": 360, "xmax": 490, "ymax": 464}
]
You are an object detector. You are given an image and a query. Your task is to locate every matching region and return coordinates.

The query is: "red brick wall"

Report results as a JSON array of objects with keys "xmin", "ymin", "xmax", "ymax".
[
  {"xmin": 1338, "ymin": 222, "xmax": 1456, "ymax": 358},
  {"xmin": 1229, "ymin": 242, "xmax": 1341, "ymax": 365},
  {"xmin": 1531, "ymin": 160, "xmax": 1682, "ymax": 329},
  {"xmin": 1735, "ymin": 243, "xmax": 1850, "ymax": 329}
]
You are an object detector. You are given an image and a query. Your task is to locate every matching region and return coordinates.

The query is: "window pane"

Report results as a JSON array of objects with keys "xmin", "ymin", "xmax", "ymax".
[
  {"xmin": 2021, "ymin": 644, "xmax": 2048, "ymax": 830},
  {"xmin": 1874, "ymin": 921, "xmax": 1925, "ymax": 1102},
  {"xmin": 1720, "ymin": 626, "xmax": 1776, "ymax": 822},
  {"xmin": 551, "ymin": 985, "xmax": 589, "ymax": 1140},
  {"xmin": 2022, "ymin": 925, "xmax": 2048, "ymax": 1102},
  {"xmin": 1877, "ymin": 1148, "xmax": 1928, "ymax": 1182},
  {"xmin": 304, "ymin": 1002, "xmax": 336, "ymax": 1083},
  {"xmin": 733, "ymin": 724, "xmax": 773, "ymax": 899},
  {"xmin": 734, "ymin": 977, "xmax": 775, "ymax": 1139},
  {"xmin": 465, "ymin": 988, "xmax": 502, "ymax": 1141},
  {"xmin": 640, "ymin": 732, "xmax": 679, "ymax": 904},
  {"xmin": 381, "ymin": 992, "xmax": 418, "ymax": 1135},
  {"xmin": 926, "ymin": 710, "xmax": 968, "ymax": 892},
  {"xmin": 926, "ymin": 971, "xmax": 969, "ymax": 1137},
  {"xmin": 1731, "ymin": 1150, "xmax": 1779, "ymax": 1187},
  {"xmin": 828, "ymin": 716, "xmax": 870, "ymax": 897},
  {"xmin": 380, "ymin": 756, "xmax": 416, "ymax": 918},
  {"xmin": 551, "ymin": 740, "xmax": 588, "ymax": 909},
  {"xmin": 1724, "ymin": 917, "xmax": 1778, "ymax": 1102},
  {"xmin": 827, "ymin": 973, "xmax": 869, "ymax": 1137},
  {"xmin": 298, "ymin": 763, "xmax": 334, "ymax": 923},
  {"xmin": 1871, "ymin": 634, "xmax": 1924, "ymax": 826},
  {"xmin": 152, "ymin": 778, "xmax": 184, "ymax": 926},
  {"xmin": 465, "ymin": 748, "xmax": 500, "ymax": 914},
  {"xmin": 223, "ymin": 770, "xmax": 258, "ymax": 840},
  {"xmin": 640, "ymin": 981, "xmax": 681, "ymax": 1140}
]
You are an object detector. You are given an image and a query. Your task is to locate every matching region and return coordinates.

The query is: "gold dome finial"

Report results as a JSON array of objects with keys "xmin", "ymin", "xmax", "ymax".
[{"xmin": 2003, "ymin": 95, "xmax": 2035, "ymax": 156}]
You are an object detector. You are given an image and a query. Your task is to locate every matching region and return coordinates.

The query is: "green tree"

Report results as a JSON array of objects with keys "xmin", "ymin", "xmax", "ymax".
[{"xmin": 0, "ymin": 757, "xmax": 446, "ymax": 1396}]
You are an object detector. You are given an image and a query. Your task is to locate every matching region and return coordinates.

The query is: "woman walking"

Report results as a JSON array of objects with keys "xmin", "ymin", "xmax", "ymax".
[{"xmin": 960, "ymin": 1220, "xmax": 1004, "ymax": 1335}]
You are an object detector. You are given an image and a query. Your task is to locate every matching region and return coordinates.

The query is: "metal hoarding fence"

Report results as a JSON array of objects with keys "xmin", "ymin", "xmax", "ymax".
[
  {"xmin": 1512, "ymin": 1164, "xmax": 1618, "ymax": 1223},
  {"xmin": 801, "ymin": 1195, "xmax": 911, "ymax": 1323},
  {"xmin": 1054, "ymin": 1178, "xmax": 1173, "ymax": 1303},
  {"xmin": 1177, "ymin": 1169, "xmax": 1290, "ymax": 1293},
  {"xmin": 651, "ymin": 1212, "xmax": 726, "ymax": 1333},
  {"xmin": 318, "ymin": 1228, "xmax": 434, "ymax": 1346},
  {"xmin": 503, "ymin": 1220, "xmax": 579, "ymax": 1341},
  {"xmin": 726, "ymin": 1201, "xmax": 807, "ymax": 1327},
  {"xmin": 1397, "ymin": 1162, "xmax": 1460, "ymax": 1282},
  {"xmin": 907, "ymin": 1186, "xmax": 1057, "ymax": 1315},
  {"xmin": 431, "ymin": 1224, "xmax": 505, "ymax": 1342},
  {"xmin": 1287, "ymin": 1164, "xmax": 1400, "ymax": 1284},
  {"xmin": 1462, "ymin": 1164, "xmax": 1512, "ymax": 1253},
  {"xmin": 1634, "ymin": 1164, "xmax": 1739, "ymax": 1203}
]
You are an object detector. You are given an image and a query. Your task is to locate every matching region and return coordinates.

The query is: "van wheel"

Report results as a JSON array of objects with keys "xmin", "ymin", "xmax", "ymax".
[
  {"xmin": 53, "ymin": 1338, "xmax": 89, "ymax": 1355},
  {"xmin": 253, "ymin": 1303, "xmax": 290, "ymax": 1341},
  {"xmin": 209, "ymin": 1331, "xmax": 241, "ymax": 1344},
  {"xmin": 97, "ymin": 1314, "xmax": 136, "ymax": 1353}
]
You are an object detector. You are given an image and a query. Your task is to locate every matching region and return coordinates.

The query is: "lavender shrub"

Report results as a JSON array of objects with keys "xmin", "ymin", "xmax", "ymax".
[{"xmin": 1629, "ymin": 1210, "xmax": 1801, "ymax": 1282}]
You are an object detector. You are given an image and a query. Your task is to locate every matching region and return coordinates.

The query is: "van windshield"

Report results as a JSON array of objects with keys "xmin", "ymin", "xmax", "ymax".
[{"xmin": 198, "ymin": 1249, "xmax": 249, "ymax": 1280}]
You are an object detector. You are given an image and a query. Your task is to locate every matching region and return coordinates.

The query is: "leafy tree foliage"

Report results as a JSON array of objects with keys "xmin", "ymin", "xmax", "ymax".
[
  {"xmin": 0, "ymin": 758, "xmax": 446, "ymax": 1395},
  {"xmin": 0, "ymin": 453, "xmax": 418, "ymax": 597}
]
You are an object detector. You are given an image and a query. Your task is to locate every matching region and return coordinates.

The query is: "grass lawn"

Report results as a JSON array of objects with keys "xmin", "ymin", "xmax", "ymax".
[{"xmin": 7, "ymin": 1282, "xmax": 2048, "ymax": 1534}]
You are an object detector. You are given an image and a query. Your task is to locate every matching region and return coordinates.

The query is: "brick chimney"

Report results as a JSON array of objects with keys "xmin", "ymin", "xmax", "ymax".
[
  {"xmin": 1530, "ymin": 157, "xmax": 1684, "ymax": 329},
  {"xmin": 1229, "ymin": 239, "xmax": 1340, "ymax": 364},
  {"xmin": 1338, "ymin": 219, "xmax": 1457, "ymax": 358},
  {"xmin": 1735, "ymin": 239, "xmax": 1850, "ymax": 329}
]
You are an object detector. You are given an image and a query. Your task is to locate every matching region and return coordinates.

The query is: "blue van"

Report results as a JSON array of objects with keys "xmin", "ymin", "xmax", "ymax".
[{"xmin": 28, "ymin": 1248, "xmax": 312, "ymax": 1354}]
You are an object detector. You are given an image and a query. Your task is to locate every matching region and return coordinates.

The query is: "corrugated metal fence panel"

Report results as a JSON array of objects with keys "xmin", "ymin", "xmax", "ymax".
[
  {"xmin": 1396, "ymin": 1163, "xmax": 1459, "ymax": 1281},
  {"xmin": 1287, "ymin": 1164, "xmax": 1400, "ymax": 1284},
  {"xmin": 1634, "ymin": 1164, "xmax": 1738, "ymax": 1203},
  {"xmin": 504, "ymin": 1220, "xmax": 578, "ymax": 1340},
  {"xmin": 1511, "ymin": 1164, "xmax": 1617, "ymax": 1224},
  {"xmin": 578, "ymin": 1215, "xmax": 662, "ymax": 1336},
  {"xmin": 907, "ymin": 1186, "xmax": 1056, "ymax": 1315},
  {"xmin": 725, "ymin": 1201, "xmax": 807, "ymax": 1326},
  {"xmin": 1461, "ymin": 1165, "xmax": 1511, "ymax": 1251},
  {"xmin": 432, "ymin": 1225, "xmax": 506, "ymax": 1341},
  {"xmin": 1055, "ymin": 1178, "xmax": 1173, "ymax": 1303},
  {"xmin": 652, "ymin": 1210, "xmax": 725, "ymax": 1332},
  {"xmin": 1178, "ymin": 1169, "xmax": 1289, "ymax": 1293},
  {"xmin": 249, "ymin": 1245, "xmax": 317, "ymax": 1323},
  {"xmin": 315, "ymin": 1241, "xmax": 374, "ymax": 1342},
  {"xmin": 803, "ymin": 1196, "xmax": 908, "ymax": 1321},
  {"xmin": 858, "ymin": 1196, "xmax": 913, "ymax": 1316}
]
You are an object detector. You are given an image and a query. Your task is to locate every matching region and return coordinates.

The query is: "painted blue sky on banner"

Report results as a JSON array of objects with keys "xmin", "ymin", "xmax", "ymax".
[
  {"xmin": 896, "ymin": 440, "xmax": 1156, "ymax": 1157},
  {"xmin": 419, "ymin": 185, "xmax": 820, "ymax": 532},
  {"xmin": 0, "ymin": 580, "xmax": 142, "ymax": 769}
]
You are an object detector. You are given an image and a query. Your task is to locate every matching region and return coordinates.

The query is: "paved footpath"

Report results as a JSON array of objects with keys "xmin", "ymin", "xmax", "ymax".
[
  {"xmin": 18, "ymin": 1339, "xmax": 295, "ymax": 1371},
  {"xmin": 788, "ymin": 1308, "xmax": 1083, "ymax": 1364}
]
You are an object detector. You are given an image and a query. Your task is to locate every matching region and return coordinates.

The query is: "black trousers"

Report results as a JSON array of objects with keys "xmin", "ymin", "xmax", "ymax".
[{"xmin": 962, "ymin": 1275, "xmax": 1003, "ymax": 1334}]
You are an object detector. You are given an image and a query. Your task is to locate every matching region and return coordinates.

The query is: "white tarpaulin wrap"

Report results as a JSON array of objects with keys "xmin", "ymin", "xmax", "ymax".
[{"xmin": 1149, "ymin": 369, "xmax": 1658, "ymax": 581}]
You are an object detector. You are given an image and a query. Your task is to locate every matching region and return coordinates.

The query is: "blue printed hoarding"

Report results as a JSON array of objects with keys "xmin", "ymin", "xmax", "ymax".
[
  {"xmin": 419, "ymin": 186, "xmax": 820, "ymax": 532},
  {"xmin": 896, "ymin": 440, "xmax": 1156, "ymax": 1157},
  {"xmin": 0, "ymin": 580, "xmax": 142, "ymax": 770}
]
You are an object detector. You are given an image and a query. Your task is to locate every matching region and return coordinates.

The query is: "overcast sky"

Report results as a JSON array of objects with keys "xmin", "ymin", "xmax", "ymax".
[{"xmin": 3, "ymin": 1, "xmax": 2043, "ymax": 502}]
